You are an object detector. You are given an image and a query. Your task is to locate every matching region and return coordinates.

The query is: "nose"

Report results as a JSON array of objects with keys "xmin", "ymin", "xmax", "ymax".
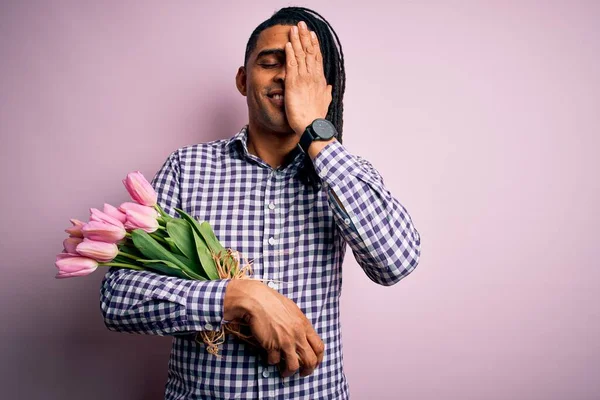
[{"xmin": 273, "ymin": 65, "xmax": 286, "ymax": 83}]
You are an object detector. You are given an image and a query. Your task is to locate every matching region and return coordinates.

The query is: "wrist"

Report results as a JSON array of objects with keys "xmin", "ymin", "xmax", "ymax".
[
  {"xmin": 307, "ymin": 137, "xmax": 336, "ymax": 160},
  {"xmin": 297, "ymin": 118, "xmax": 338, "ymax": 157},
  {"xmin": 223, "ymin": 279, "xmax": 260, "ymax": 322}
]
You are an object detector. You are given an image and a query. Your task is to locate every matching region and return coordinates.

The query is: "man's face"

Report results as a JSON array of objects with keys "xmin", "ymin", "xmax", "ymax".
[{"xmin": 236, "ymin": 24, "xmax": 293, "ymax": 135}]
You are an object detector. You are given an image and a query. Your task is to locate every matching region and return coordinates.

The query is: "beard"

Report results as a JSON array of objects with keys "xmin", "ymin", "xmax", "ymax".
[{"xmin": 252, "ymin": 97, "xmax": 294, "ymax": 135}]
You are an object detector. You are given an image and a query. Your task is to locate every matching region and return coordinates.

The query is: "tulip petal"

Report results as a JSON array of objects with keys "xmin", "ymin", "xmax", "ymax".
[
  {"xmin": 55, "ymin": 256, "xmax": 98, "ymax": 278},
  {"xmin": 76, "ymin": 238, "xmax": 118, "ymax": 262},
  {"xmin": 124, "ymin": 209, "xmax": 159, "ymax": 233},
  {"xmin": 123, "ymin": 171, "xmax": 157, "ymax": 207},
  {"xmin": 90, "ymin": 208, "xmax": 125, "ymax": 228},
  {"xmin": 56, "ymin": 252, "xmax": 80, "ymax": 261},
  {"xmin": 103, "ymin": 203, "xmax": 127, "ymax": 223},
  {"xmin": 82, "ymin": 221, "xmax": 126, "ymax": 243},
  {"xmin": 119, "ymin": 202, "xmax": 159, "ymax": 219},
  {"xmin": 63, "ymin": 237, "xmax": 84, "ymax": 254}
]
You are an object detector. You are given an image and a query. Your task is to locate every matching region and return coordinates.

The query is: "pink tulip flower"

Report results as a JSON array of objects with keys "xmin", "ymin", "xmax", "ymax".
[
  {"xmin": 124, "ymin": 209, "xmax": 159, "ymax": 233},
  {"xmin": 82, "ymin": 220, "xmax": 126, "ymax": 243},
  {"xmin": 119, "ymin": 202, "xmax": 159, "ymax": 219},
  {"xmin": 90, "ymin": 208, "xmax": 125, "ymax": 228},
  {"xmin": 63, "ymin": 237, "xmax": 83, "ymax": 253},
  {"xmin": 76, "ymin": 238, "xmax": 118, "ymax": 262},
  {"xmin": 123, "ymin": 171, "xmax": 157, "ymax": 207},
  {"xmin": 56, "ymin": 252, "xmax": 80, "ymax": 260},
  {"xmin": 103, "ymin": 203, "xmax": 127, "ymax": 223},
  {"xmin": 55, "ymin": 255, "xmax": 98, "ymax": 279},
  {"xmin": 64, "ymin": 219, "xmax": 86, "ymax": 238}
]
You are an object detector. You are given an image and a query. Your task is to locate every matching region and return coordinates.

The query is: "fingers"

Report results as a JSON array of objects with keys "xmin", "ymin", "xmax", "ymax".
[
  {"xmin": 289, "ymin": 25, "xmax": 307, "ymax": 75},
  {"xmin": 267, "ymin": 349, "xmax": 281, "ymax": 366},
  {"xmin": 289, "ymin": 21, "xmax": 322, "ymax": 76},
  {"xmin": 297, "ymin": 336, "xmax": 319, "ymax": 377},
  {"xmin": 284, "ymin": 41, "xmax": 298, "ymax": 81},
  {"xmin": 281, "ymin": 345, "xmax": 301, "ymax": 378},
  {"xmin": 297, "ymin": 21, "xmax": 317, "ymax": 74},
  {"xmin": 246, "ymin": 283, "xmax": 324, "ymax": 378},
  {"xmin": 310, "ymin": 30, "xmax": 325, "ymax": 75},
  {"xmin": 306, "ymin": 328, "xmax": 325, "ymax": 366}
]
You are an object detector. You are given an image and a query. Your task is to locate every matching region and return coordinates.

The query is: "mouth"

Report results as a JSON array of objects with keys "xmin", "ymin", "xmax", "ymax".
[{"xmin": 267, "ymin": 92, "xmax": 285, "ymax": 108}]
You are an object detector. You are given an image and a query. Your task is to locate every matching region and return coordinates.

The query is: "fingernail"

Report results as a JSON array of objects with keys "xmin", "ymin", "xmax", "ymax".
[
  {"xmin": 291, "ymin": 26, "xmax": 298, "ymax": 35},
  {"xmin": 299, "ymin": 21, "xmax": 307, "ymax": 30},
  {"xmin": 310, "ymin": 31, "xmax": 316, "ymax": 40}
]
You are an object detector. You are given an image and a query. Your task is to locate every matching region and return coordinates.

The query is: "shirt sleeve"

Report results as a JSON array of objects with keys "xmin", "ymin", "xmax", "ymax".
[
  {"xmin": 311, "ymin": 140, "xmax": 421, "ymax": 286},
  {"xmin": 99, "ymin": 150, "xmax": 231, "ymax": 336}
]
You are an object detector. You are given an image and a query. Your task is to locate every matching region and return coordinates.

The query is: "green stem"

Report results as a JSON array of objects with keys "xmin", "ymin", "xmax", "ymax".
[
  {"xmin": 100, "ymin": 262, "xmax": 144, "ymax": 270},
  {"xmin": 149, "ymin": 232, "xmax": 168, "ymax": 245},
  {"xmin": 118, "ymin": 251, "xmax": 138, "ymax": 261},
  {"xmin": 154, "ymin": 204, "xmax": 170, "ymax": 219}
]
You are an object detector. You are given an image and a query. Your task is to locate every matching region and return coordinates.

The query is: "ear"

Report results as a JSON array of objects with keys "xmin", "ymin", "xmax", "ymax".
[{"xmin": 235, "ymin": 66, "xmax": 247, "ymax": 96}]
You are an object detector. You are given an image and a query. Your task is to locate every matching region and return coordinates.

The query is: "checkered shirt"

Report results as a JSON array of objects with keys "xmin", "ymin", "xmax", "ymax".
[{"xmin": 100, "ymin": 125, "xmax": 421, "ymax": 399}]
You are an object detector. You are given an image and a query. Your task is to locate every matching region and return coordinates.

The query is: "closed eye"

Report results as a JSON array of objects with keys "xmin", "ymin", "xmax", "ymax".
[{"xmin": 261, "ymin": 63, "xmax": 280, "ymax": 69}]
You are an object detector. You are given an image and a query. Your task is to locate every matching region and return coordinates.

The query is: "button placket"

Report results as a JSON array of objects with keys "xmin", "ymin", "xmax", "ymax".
[
  {"xmin": 257, "ymin": 172, "xmax": 280, "ymax": 400},
  {"xmin": 263, "ymin": 170, "xmax": 280, "ymax": 296}
]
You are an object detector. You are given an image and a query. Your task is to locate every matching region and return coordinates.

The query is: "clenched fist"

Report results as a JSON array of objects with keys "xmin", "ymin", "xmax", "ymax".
[{"xmin": 224, "ymin": 279, "xmax": 325, "ymax": 377}]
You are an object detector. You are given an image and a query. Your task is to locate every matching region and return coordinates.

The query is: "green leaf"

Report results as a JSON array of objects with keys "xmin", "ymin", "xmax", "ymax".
[
  {"xmin": 199, "ymin": 221, "xmax": 226, "ymax": 255},
  {"xmin": 118, "ymin": 243, "xmax": 145, "ymax": 258},
  {"xmin": 172, "ymin": 252, "xmax": 208, "ymax": 280},
  {"xmin": 112, "ymin": 254, "xmax": 141, "ymax": 266},
  {"xmin": 130, "ymin": 229, "xmax": 200, "ymax": 279},
  {"xmin": 166, "ymin": 219, "xmax": 199, "ymax": 263},
  {"xmin": 174, "ymin": 208, "xmax": 207, "ymax": 241},
  {"xmin": 137, "ymin": 259, "xmax": 205, "ymax": 280},
  {"xmin": 191, "ymin": 228, "xmax": 220, "ymax": 280},
  {"xmin": 174, "ymin": 208, "xmax": 223, "ymax": 280},
  {"xmin": 164, "ymin": 237, "xmax": 184, "ymax": 256}
]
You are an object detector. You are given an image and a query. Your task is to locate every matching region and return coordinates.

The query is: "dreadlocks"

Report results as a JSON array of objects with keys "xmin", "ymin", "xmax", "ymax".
[{"xmin": 244, "ymin": 6, "xmax": 346, "ymax": 143}]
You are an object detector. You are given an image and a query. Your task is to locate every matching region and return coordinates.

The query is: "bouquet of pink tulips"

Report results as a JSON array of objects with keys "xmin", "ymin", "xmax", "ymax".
[{"xmin": 56, "ymin": 171, "xmax": 254, "ymax": 355}]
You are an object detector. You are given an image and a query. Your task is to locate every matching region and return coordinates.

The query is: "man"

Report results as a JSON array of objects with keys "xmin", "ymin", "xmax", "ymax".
[{"xmin": 100, "ymin": 6, "xmax": 421, "ymax": 399}]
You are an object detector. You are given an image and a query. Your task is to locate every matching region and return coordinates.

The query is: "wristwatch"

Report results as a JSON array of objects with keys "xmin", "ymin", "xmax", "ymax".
[{"xmin": 298, "ymin": 118, "xmax": 338, "ymax": 154}]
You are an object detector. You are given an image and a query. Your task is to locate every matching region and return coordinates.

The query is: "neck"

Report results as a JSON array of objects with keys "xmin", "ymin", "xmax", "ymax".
[{"xmin": 246, "ymin": 123, "xmax": 299, "ymax": 169}]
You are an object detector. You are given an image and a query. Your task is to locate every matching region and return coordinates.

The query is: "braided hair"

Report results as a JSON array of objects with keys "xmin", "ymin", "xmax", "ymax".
[{"xmin": 244, "ymin": 6, "xmax": 346, "ymax": 143}]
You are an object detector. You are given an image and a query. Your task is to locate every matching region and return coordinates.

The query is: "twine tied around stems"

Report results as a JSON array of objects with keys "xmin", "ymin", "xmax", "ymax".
[
  {"xmin": 194, "ymin": 249, "xmax": 256, "ymax": 356},
  {"xmin": 194, "ymin": 248, "xmax": 292, "ymax": 356}
]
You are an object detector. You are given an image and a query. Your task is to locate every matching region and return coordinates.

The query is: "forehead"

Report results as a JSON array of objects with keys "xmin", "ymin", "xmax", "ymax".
[{"xmin": 252, "ymin": 24, "xmax": 292, "ymax": 58}]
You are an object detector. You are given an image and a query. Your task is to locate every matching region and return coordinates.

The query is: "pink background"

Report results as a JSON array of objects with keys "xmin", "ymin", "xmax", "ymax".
[{"xmin": 1, "ymin": 1, "xmax": 598, "ymax": 399}]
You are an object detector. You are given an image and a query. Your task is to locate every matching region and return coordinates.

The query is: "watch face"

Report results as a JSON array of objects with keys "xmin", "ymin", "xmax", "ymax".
[{"xmin": 312, "ymin": 119, "xmax": 336, "ymax": 140}]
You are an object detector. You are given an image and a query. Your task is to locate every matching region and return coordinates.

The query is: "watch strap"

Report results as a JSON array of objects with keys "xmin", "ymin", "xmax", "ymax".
[{"xmin": 299, "ymin": 124, "xmax": 316, "ymax": 153}]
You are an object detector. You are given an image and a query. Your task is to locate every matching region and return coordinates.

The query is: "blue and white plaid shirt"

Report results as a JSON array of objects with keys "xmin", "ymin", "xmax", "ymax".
[{"xmin": 100, "ymin": 125, "xmax": 421, "ymax": 399}]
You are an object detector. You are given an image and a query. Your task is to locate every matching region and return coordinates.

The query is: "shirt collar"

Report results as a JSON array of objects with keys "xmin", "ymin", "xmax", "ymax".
[{"xmin": 224, "ymin": 125, "xmax": 321, "ymax": 189}]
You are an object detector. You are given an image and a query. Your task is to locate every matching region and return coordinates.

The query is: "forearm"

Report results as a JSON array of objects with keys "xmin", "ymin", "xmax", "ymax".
[
  {"xmin": 100, "ymin": 267, "xmax": 229, "ymax": 336},
  {"xmin": 310, "ymin": 140, "xmax": 421, "ymax": 285}
]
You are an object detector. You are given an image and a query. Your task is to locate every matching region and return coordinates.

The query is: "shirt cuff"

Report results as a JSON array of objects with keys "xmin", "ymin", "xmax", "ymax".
[
  {"xmin": 184, "ymin": 279, "xmax": 231, "ymax": 331},
  {"xmin": 311, "ymin": 140, "xmax": 378, "ymax": 187}
]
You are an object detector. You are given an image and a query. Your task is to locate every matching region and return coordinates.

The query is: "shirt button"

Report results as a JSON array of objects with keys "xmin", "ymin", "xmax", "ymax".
[
  {"xmin": 268, "ymin": 203, "xmax": 276, "ymax": 210},
  {"xmin": 268, "ymin": 237, "xmax": 276, "ymax": 246},
  {"xmin": 344, "ymin": 218, "xmax": 351, "ymax": 225},
  {"xmin": 204, "ymin": 323, "xmax": 214, "ymax": 331},
  {"xmin": 262, "ymin": 370, "xmax": 270, "ymax": 378},
  {"xmin": 321, "ymin": 167, "xmax": 329, "ymax": 176},
  {"xmin": 267, "ymin": 281, "xmax": 279, "ymax": 290}
]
